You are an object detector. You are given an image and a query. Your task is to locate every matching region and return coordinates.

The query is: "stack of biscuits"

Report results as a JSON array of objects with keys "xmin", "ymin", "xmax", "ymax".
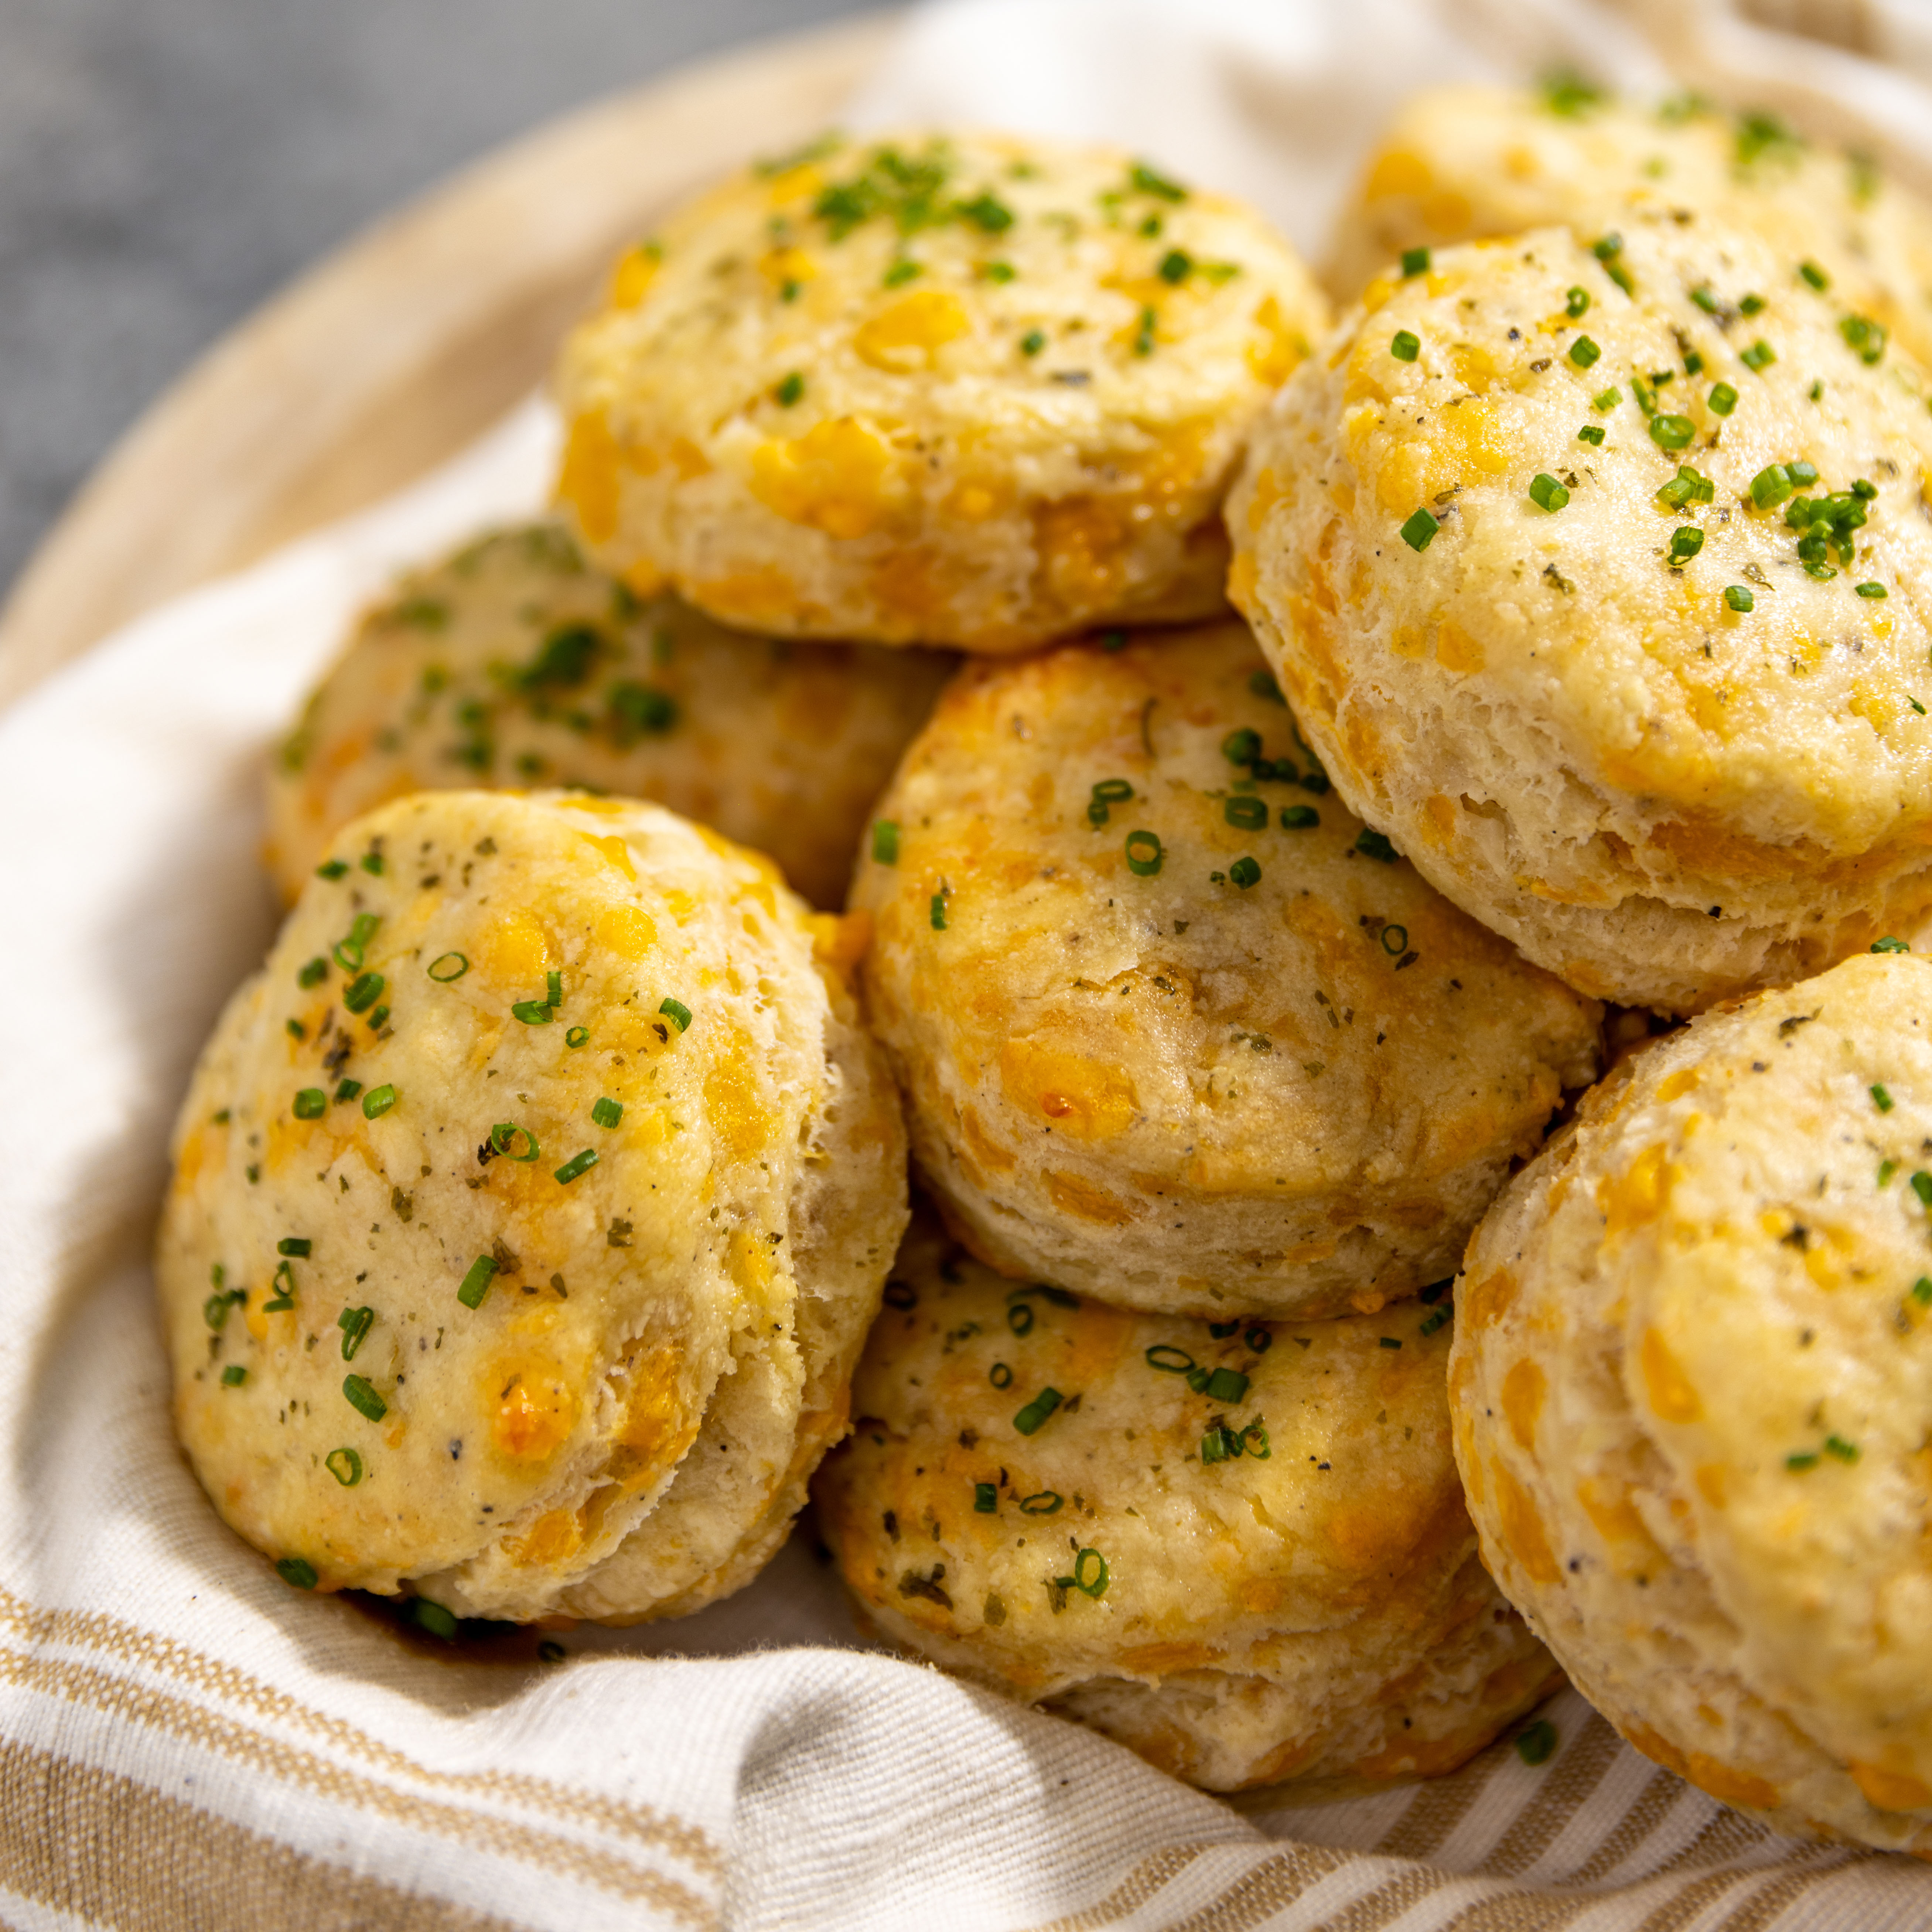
[{"xmin": 158, "ymin": 100, "xmax": 1932, "ymax": 1848}]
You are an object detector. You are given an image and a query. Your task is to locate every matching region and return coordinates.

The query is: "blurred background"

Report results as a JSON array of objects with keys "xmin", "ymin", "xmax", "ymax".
[{"xmin": 0, "ymin": 0, "xmax": 872, "ymax": 601}]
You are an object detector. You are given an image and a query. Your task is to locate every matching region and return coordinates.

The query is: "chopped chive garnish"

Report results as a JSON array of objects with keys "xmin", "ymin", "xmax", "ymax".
[
  {"xmin": 342, "ymin": 1375, "xmax": 386, "ymax": 1422},
  {"xmin": 1087, "ymin": 778, "xmax": 1134, "ymax": 827},
  {"xmin": 276, "ymin": 1557, "xmax": 318, "ymax": 1589},
  {"xmin": 1873, "ymin": 936, "xmax": 1911, "ymax": 953},
  {"xmin": 1739, "ymin": 293, "xmax": 1765, "ymax": 316},
  {"xmin": 1146, "ymin": 1345, "xmax": 1194, "ymax": 1373},
  {"xmin": 1669, "ymin": 527, "xmax": 1704, "ymax": 564},
  {"xmin": 1707, "ymin": 382, "xmax": 1738, "ymax": 416},
  {"xmin": 1019, "ymin": 328, "xmax": 1046, "ymax": 357},
  {"xmin": 1649, "ymin": 414, "xmax": 1696, "ymax": 451},
  {"xmin": 278, "ymin": 1238, "xmax": 311, "ymax": 1258},
  {"xmin": 1222, "ymin": 728, "xmax": 1262, "ymax": 766},
  {"xmin": 1786, "ymin": 1450, "xmax": 1820, "ymax": 1471},
  {"xmin": 1380, "ymin": 923, "xmax": 1409, "ymax": 955},
  {"xmin": 974, "ymin": 1482, "xmax": 998, "ymax": 1513},
  {"xmin": 457, "ymin": 1257, "xmax": 497, "ymax": 1310},
  {"xmin": 1280, "ymin": 804, "xmax": 1319, "ymax": 828},
  {"xmin": 1228, "ymin": 856, "xmax": 1261, "ymax": 888},
  {"xmin": 326, "ymin": 1447, "xmax": 362, "ymax": 1487},
  {"xmin": 566, "ymin": 1025, "xmax": 590, "ymax": 1048},
  {"xmin": 1568, "ymin": 335, "xmax": 1601, "ymax": 368},
  {"xmin": 1840, "ymin": 314, "xmax": 1887, "ymax": 363},
  {"xmin": 1380, "ymin": 1335, "xmax": 1402, "ymax": 1349},
  {"xmin": 591, "ymin": 1097, "xmax": 623, "ymax": 1129},
  {"xmin": 547, "ymin": 972, "xmax": 563, "ymax": 1009},
  {"xmin": 298, "ymin": 957, "xmax": 328, "ymax": 988},
  {"xmin": 337, "ymin": 1305, "xmax": 374, "ymax": 1359},
  {"xmin": 1019, "ymin": 1490, "xmax": 1063, "ymax": 1514},
  {"xmin": 427, "ymin": 951, "xmax": 468, "ymax": 982},
  {"xmin": 1724, "ymin": 585, "xmax": 1754, "ymax": 612},
  {"xmin": 1565, "ymin": 287, "xmax": 1590, "ymax": 318},
  {"xmin": 286, "ymin": 1020, "xmax": 306, "ymax": 1042},
  {"xmin": 263, "ymin": 1260, "xmax": 296, "ymax": 1313},
  {"xmin": 316, "ymin": 860, "xmax": 348, "ymax": 880},
  {"xmin": 1593, "ymin": 386, "xmax": 1621, "ymax": 412},
  {"xmin": 1014, "ymin": 1388, "xmax": 1064, "ymax": 1435},
  {"xmin": 1912, "ymin": 1171, "xmax": 1932, "ymax": 1206},
  {"xmin": 1856, "ymin": 582, "xmax": 1888, "ymax": 599},
  {"xmin": 1740, "ymin": 340, "xmax": 1776, "ymax": 372},
  {"xmin": 359, "ymin": 851, "xmax": 385, "ymax": 876},
  {"xmin": 1250, "ymin": 668, "xmax": 1286, "ymax": 703},
  {"xmin": 410, "ymin": 1600, "xmax": 458, "ymax": 1640},
  {"xmin": 554, "ymin": 1148, "xmax": 599, "ymax": 1185},
  {"xmin": 1224, "ymin": 796, "xmax": 1268, "ymax": 831},
  {"xmin": 1132, "ymin": 306, "xmax": 1157, "ymax": 356},
  {"xmin": 1915, "ymin": 1277, "xmax": 1932, "ymax": 1306},
  {"xmin": 512, "ymin": 1000, "xmax": 553, "ymax": 1024},
  {"xmin": 1516, "ymin": 1720, "xmax": 1558, "ymax": 1765},
  {"xmin": 1072, "ymin": 1548, "xmax": 1108, "ymax": 1598},
  {"xmin": 930, "ymin": 894, "xmax": 948, "ymax": 931},
  {"xmin": 1399, "ymin": 246, "xmax": 1429, "ymax": 276},
  {"xmin": 334, "ymin": 1078, "xmax": 362, "ymax": 1103},
  {"xmin": 872, "ymin": 820, "xmax": 900, "ymax": 864},
  {"xmin": 989, "ymin": 1362, "xmax": 1012, "ymax": 1387},
  {"xmin": 1691, "ymin": 285, "xmax": 1720, "ymax": 314},
  {"xmin": 1873, "ymin": 1083, "xmax": 1897, "ymax": 1112},
  {"xmin": 1578, "ymin": 424, "xmax": 1605, "ymax": 445},
  {"xmin": 1390, "ymin": 330, "xmax": 1420, "ymax": 362},
  {"xmin": 362, "ymin": 1085, "xmax": 397, "ymax": 1119},
  {"xmin": 1799, "ymin": 260, "xmax": 1830, "ymax": 291},
  {"xmin": 659, "ymin": 997, "xmax": 691, "ymax": 1031},
  {"xmin": 1400, "ymin": 508, "xmax": 1439, "ymax": 552},
  {"xmin": 1657, "ymin": 465, "xmax": 1714, "ymax": 509},
  {"xmin": 1881, "ymin": 1160, "xmax": 1899, "ymax": 1184},
  {"xmin": 1529, "ymin": 472, "xmax": 1569, "ymax": 512},
  {"xmin": 1825, "ymin": 1434, "xmax": 1859, "ymax": 1462},
  {"xmin": 1683, "ymin": 351, "xmax": 1704, "ymax": 376},
  {"xmin": 1204, "ymin": 1366, "xmax": 1250, "ymax": 1403},
  {"xmin": 1852, "ymin": 477, "xmax": 1878, "ymax": 499},
  {"xmin": 1124, "ymin": 830, "xmax": 1163, "ymax": 875},
  {"xmin": 1158, "ymin": 248, "xmax": 1192, "ymax": 284},
  {"xmin": 882, "ymin": 258, "xmax": 920, "ymax": 287},
  {"xmin": 1420, "ymin": 1306, "xmax": 1453, "ymax": 1337},
  {"xmin": 293, "ymin": 1089, "xmax": 326, "ymax": 1120},
  {"xmin": 774, "ymin": 372, "xmax": 804, "ymax": 406},
  {"xmin": 489, "ymin": 1121, "xmax": 540, "ymax": 1163},
  {"xmin": 342, "ymin": 971, "xmax": 384, "ymax": 1014},
  {"xmin": 221, "ymin": 1364, "xmax": 248, "ymax": 1387},
  {"xmin": 981, "ymin": 260, "xmax": 1015, "ymax": 282},
  {"xmin": 1354, "ymin": 829, "xmax": 1398, "ymax": 863}
]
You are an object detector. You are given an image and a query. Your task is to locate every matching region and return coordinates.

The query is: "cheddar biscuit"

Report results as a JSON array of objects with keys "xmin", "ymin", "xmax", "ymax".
[
  {"xmin": 552, "ymin": 132, "xmax": 1328, "ymax": 650},
  {"xmin": 816, "ymin": 1215, "xmax": 1558, "ymax": 1792},
  {"xmin": 849, "ymin": 624, "xmax": 1599, "ymax": 1317},
  {"xmin": 158, "ymin": 790, "xmax": 907, "ymax": 1623},
  {"xmin": 267, "ymin": 522, "xmax": 951, "ymax": 910},
  {"xmin": 1327, "ymin": 85, "xmax": 1932, "ymax": 367},
  {"xmin": 1452, "ymin": 950, "xmax": 1932, "ymax": 1851},
  {"xmin": 1230, "ymin": 220, "xmax": 1932, "ymax": 1013}
]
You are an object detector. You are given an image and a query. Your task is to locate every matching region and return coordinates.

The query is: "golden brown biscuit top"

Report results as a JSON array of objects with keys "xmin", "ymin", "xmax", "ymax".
[
  {"xmin": 1461, "ymin": 951, "xmax": 1932, "ymax": 1762},
  {"xmin": 266, "ymin": 521, "xmax": 950, "ymax": 908},
  {"xmin": 1237, "ymin": 219, "xmax": 1932, "ymax": 855},
  {"xmin": 556, "ymin": 130, "xmax": 1322, "ymax": 532},
  {"xmin": 165, "ymin": 790, "xmax": 843, "ymax": 1591},
  {"xmin": 1332, "ymin": 85, "xmax": 1932, "ymax": 366},
  {"xmin": 850, "ymin": 623, "xmax": 1598, "ymax": 1207},
  {"xmin": 833, "ymin": 1218, "xmax": 1465, "ymax": 1660}
]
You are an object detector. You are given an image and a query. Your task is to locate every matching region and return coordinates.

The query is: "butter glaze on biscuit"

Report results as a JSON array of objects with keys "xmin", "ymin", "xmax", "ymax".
[
  {"xmin": 267, "ymin": 521, "xmax": 951, "ymax": 910},
  {"xmin": 159, "ymin": 790, "xmax": 906, "ymax": 1622},
  {"xmin": 1452, "ymin": 952, "xmax": 1932, "ymax": 1850},
  {"xmin": 1231, "ymin": 219, "xmax": 1932, "ymax": 1013},
  {"xmin": 1327, "ymin": 85, "xmax": 1932, "ymax": 368},
  {"xmin": 553, "ymin": 132, "xmax": 1328, "ymax": 650},
  {"xmin": 850, "ymin": 624, "xmax": 1600, "ymax": 1317},
  {"xmin": 816, "ymin": 1214, "xmax": 1557, "ymax": 1792}
]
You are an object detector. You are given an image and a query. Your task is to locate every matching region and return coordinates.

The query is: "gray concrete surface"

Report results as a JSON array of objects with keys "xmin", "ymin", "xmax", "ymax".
[{"xmin": 0, "ymin": 0, "xmax": 870, "ymax": 602}]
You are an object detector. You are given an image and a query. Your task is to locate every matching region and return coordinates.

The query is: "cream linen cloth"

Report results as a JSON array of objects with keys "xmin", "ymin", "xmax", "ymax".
[{"xmin": 6, "ymin": 2, "xmax": 1932, "ymax": 1926}]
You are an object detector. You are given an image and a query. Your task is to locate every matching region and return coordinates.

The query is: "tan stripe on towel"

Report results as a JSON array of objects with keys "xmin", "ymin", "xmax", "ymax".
[
  {"xmin": 0, "ymin": 1735, "xmax": 532, "ymax": 1932},
  {"xmin": 0, "ymin": 1581, "xmax": 719, "ymax": 1874},
  {"xmin": 0, "ymin": 1645, "xmax": 716, "ymax": 1929}
]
